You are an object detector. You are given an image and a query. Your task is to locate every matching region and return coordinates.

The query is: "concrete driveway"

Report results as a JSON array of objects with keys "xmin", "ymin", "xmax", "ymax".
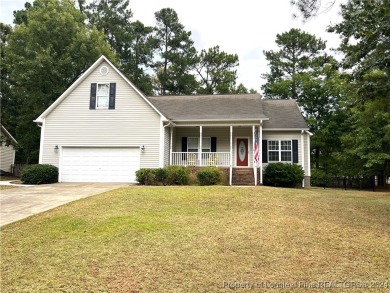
[{"xmin": 0, "ymin": 182, "xmax": 129, "ymax": 226}]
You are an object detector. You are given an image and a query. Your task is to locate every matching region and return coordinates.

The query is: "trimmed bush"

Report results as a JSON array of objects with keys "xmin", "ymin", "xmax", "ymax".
[
  {"xmin": 263, "ymin": 163, "xmax": 304, "ymax": 188},
  {"xmin": 137, "ymin": 167, "xmax": 188, "ymax": 185},
  {"xmin": 196, "ymin": 167, "xmax": 224, "ymax": 186},
  {"xmin": 135, "ymin": 168, "xmax": 155, "ymax": 185},
  {"xmin": 311, "ymin": 169, "xmax": 332, "ymax": 188},
  {"xmin": 21, "ymin": 164, "xmax": 58, "ymax": 185},
  {"xmin": 153, "ymin": 168, "xmax": 168, "ymax": 185},
  {"xmin": 165, "ymin": 166, "xmax": 189, "ymax": 185}
]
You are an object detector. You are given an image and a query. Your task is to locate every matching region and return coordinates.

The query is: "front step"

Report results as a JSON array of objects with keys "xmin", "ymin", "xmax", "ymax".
[{"xmin": 232, "ymin": 168, "xmax": 255, "ymax": 185}]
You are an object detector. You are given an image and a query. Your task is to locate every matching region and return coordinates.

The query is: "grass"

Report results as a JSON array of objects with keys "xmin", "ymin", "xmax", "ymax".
[{"xmin": 1, "ymin": 186, "xmax": 389, "ymax": 292}]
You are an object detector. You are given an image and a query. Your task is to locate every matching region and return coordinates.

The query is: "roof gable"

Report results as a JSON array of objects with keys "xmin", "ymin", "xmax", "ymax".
[
  {"xmin": 1, "ymin": 125, "xmax": 17, "ymax": 144},
  {"xmin": 34, "ymin": 56, "xmax": 167, "ymax": 123}
]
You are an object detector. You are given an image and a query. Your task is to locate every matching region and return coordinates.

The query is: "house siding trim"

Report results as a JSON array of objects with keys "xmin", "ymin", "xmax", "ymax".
[
  {"xmin": 263, "ymin": 128, "xmax": 309, "ymax": 131},
  {"xmin": 174, "ymin": 122, "xmax": 263, "ymax": 127}
]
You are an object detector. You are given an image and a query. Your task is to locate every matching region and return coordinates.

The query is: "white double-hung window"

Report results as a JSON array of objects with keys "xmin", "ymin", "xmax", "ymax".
[
  {"xmin": 187, "ymin": 137, "xmax": 211, "ymax": 152},
  {"xmin": 268, "ymin": 140, "xmax": 292, "ymax": 162},
  {"xmin": 96, "ymin": 83, "xmax": 110, "ymax": 109}
]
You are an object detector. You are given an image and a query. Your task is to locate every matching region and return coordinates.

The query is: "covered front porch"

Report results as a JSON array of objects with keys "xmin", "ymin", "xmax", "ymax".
[{"xmin": 165, "ymin": 123, "xmax": 263, "ymax": 185}]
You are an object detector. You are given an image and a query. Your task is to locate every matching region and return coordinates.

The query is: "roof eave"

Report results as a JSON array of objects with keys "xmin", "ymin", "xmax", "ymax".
[
  {"xmin": 170, "ymin": 118, "xmax": 269, "ymax": 122},
  {"xmin": 1, "ymin": 125, "xmax": 17, "ymax": 144},
  {"xmin": 263, "ymin": 127, "xmax": 310, "ymax": 131}
]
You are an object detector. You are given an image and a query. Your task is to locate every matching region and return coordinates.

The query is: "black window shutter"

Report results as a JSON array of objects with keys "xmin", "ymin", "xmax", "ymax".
[
  {"xmin": 181, "ymin": 137, "xmax": 187, "ymax": 160},
  {"xmin": 262, "ymin": 140, "xmax": 268, "ymax": 163},
  {"xmin": 211, "ymin": 137, "xmax": 217, "ymax": 152},
  {"xmin": 90, "ymin": 83, "xmax": 97, "ymax": 109},
  {"xmin": 292, "ymin": 140, "xmax": 299, "ymax": 163},
  {"xmin": 109, "ymin": 83, "xmax": 116, "ymax": 109}
]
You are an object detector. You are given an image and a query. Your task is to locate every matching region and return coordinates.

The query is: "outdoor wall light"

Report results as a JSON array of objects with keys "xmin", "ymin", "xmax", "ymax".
[
  {"xmin": 54, "ymin": 145, "xmax": 59, "ymax": 150},
  {"xmin": 141, "ymin": 145, "xmax": 145, "ymax": 152}
]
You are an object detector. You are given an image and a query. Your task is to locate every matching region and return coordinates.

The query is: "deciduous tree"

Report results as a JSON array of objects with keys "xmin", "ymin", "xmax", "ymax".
[{"xmin": 328, "ymin": 0, "xmax": 390, "ymax": 186}]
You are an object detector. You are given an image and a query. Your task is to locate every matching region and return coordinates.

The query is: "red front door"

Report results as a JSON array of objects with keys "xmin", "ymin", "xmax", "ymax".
[{"xmin": 236, "ymin": 138, "xmax": 249, "ymax": 166}]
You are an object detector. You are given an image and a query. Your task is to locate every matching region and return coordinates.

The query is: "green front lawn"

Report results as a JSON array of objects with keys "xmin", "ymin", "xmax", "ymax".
[{"xmin": 1, "ymin": 187, "xmax": 389, "ymax": 292}]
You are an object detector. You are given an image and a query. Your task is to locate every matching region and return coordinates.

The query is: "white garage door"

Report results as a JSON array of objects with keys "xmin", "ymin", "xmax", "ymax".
[{"xmin": 61, "ymin": 147, "xmax": 140, "ymax": 183}]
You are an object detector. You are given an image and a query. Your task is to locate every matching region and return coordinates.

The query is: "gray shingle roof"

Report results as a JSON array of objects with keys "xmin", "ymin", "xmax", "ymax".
[
  {"xmin": 147, "ymin": 93, "xmax": 267, "ymax": 121},
  {"xmin": 146, "ymin": 94, "xmax": 308, "ymax": 129},
  {"xmin": 262, "ymin": 99, "xmax": 308, "ymax": 129}
]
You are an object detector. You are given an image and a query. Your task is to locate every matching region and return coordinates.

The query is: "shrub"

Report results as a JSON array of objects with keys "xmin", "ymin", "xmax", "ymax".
[
  {"xmin": 21, "ymin": 164, "xmax": 58, "ymax": 185},
  {"xmin": 165, "ymin": 166, "xmax": 189, "ymax": 185},
  {"xmin": 135, "ymin": 168, "xmax": 154, "ymax": 185},
  {"xmin": 311, "ymin": 169, "xmax": 332, "ymax": 188},
  {"xmin": 153, "ymin": 168, "xmax": 168, "ymax": 185},
  {"xmin": 263, "ymin": 163, "xmax": 304, "ymax": 188},
  {"xmin": 196, "ymin": 167, "xmax": 224, "ymax": 186}
]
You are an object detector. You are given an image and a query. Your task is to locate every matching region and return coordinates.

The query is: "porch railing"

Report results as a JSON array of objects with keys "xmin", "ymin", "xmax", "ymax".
[{"xmin": 171, "ymin": 152, "xmax": 230, "ymax": 167}]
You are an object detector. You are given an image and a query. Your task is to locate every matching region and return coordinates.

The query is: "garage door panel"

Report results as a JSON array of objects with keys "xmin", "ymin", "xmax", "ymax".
[{"xmin": 61, "ymin": 147, "xmax": 139, "ymax": 183}]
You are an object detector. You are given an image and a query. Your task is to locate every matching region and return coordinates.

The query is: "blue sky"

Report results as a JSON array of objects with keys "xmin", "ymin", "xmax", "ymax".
[{"xmin": 0, "ymin": 0, "xmax": 345, "ymax": 92}]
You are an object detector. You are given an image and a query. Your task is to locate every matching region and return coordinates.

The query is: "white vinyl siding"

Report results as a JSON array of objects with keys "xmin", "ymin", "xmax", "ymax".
[
  {"xmin": 263, "ymin": 131, "xmax": 310, "ymax": 176},
  {"xmin": 0, "ymin": 143, "xmax": 15, "ymax": 173},
  {"xmin": 41, "ymin": 60, "xmax": 161, "ymax": 170}
]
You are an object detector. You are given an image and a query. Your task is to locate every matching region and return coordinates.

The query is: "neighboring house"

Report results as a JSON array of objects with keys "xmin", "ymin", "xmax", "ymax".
[
  {"xmin": 34, "ymin": 56, "xmax": 312, "ymax": 186},
  {"xmin": 0, "ymin": 125, "xmax": 17, "ymax": 174}
]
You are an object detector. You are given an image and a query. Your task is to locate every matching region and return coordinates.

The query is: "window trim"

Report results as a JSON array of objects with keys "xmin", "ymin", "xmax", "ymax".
[
  {"xmin": 96, "ymin": 82, "xmax": 110, "ymax": 109},
  {"xmin": 268, "ymin": 140, "xmax": 292, "ymax": 163},
  {"xmin": 187, "ymin": 137, "xmax": 211, "ymax": 152}
]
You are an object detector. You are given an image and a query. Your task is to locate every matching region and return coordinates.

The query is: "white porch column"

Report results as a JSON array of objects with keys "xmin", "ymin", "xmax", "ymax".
[
  {"xmin": 169, "ymin": 127, "xmax": 173, "ymax": 165},
  {"xmin": 301, "ymin": 130, "xmax": 305, "ymax": 187},
  {"xmin": 252, "ymin": 125, "xmax": 257, "ymax": 186},
  {"xmin": 199, "ymin": 126, "xmax": 203, "ymax": 166},
  {"xmin": 229, "ymin": 126, "xmax": 233, "ymax": 186},
  {"xmin": 259, "ymin": 122, "xmax": 263, "ymax": 184},
  {"xmin": 307, "ymin": 131, "xmax": 311, "ymax": 177}
]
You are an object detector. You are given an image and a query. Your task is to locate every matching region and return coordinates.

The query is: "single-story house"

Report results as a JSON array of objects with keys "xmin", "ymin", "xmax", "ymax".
[
  {"xmin": 34, "ymin": 56, "xmax": 311, "ymax": 186},
  {"xmin": 0, "ymin": 125, "xmax": 17, "ymax": 174}
]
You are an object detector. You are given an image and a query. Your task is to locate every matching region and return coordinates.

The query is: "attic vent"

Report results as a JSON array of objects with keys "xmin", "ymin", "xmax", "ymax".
[{"xmin": 99, "ymin": 66, "xmax": 109, "ymax": 76}]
